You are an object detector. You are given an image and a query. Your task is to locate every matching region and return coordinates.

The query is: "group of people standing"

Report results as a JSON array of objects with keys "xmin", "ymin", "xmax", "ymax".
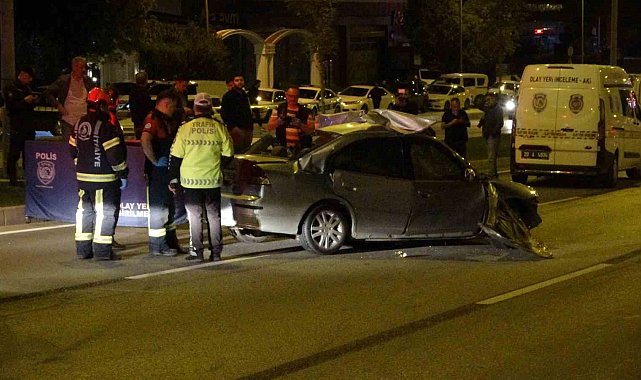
[
  {"xmin": 3, "ymin": 56, "xmax": 238, "ymax": 262},
  {"xmin": 440, "ymin": 93, "xmax": 504, "ymax": 178}
]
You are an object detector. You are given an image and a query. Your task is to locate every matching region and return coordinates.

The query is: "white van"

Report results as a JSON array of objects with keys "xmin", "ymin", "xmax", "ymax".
[
  {"xmin": 437, "ymin": 73, "xmax": 489, "ymax": 106},
  {"xmin": 511, "ymin": 64, "xmax": 641, "ymax": 187}
]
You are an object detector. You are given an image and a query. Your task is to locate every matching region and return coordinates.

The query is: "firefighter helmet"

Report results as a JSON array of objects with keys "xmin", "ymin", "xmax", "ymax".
[{"xmin": 87, "ymin": 87, "xmax": 110, "ymax": 105}]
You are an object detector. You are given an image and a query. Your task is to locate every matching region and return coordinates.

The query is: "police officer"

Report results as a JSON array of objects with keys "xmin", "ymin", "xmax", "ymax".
[
  {"xmin": 140, "ymin": 91, "xmax": 184, "ymax": 256},
  {"xmin": 3, "ymin": 67, "xmax": 37, "ymax": 186},
  {"xmin": 168, "ymin": 93, "xmax": 234, "ymax": 262},
  {"xmin": 69, "ymin": 88, "xmax": 128, "ymax": 261}
]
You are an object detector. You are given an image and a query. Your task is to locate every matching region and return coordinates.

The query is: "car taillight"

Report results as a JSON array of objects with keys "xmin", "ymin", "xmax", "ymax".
[
  {"xmin": 233, "ymin": 160, "xmax": 270, "ymax": 195},
  {"xmin": 249, "ymin": 165, "xmax": 270, "ymax": 185}
]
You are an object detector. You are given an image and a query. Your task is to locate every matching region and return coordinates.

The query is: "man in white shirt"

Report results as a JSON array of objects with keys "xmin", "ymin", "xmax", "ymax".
[{"xmin": 45, "ymin": 56, "xmax": 93, "ymax": 143}]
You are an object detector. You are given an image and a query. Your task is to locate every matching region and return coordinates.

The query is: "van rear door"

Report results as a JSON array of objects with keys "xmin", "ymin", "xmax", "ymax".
[
  {"xmin": 516, "ymin": 66, "xmax": 599, "ymax": 167},
  {"xmin": 553, "ymin": 68, "xmax": 599, "ymax": 167},
  {"xmin": 515, "ymin": 67, "xmax": 561, "ymax": 165}
]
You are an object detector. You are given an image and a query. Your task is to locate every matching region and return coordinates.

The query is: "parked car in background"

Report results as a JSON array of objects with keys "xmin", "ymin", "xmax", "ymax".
[
  {"xmin": 425, "ymin": 83, "xmax": 471, "ymax": 110},
  {"xmin": 251, "ymin": 87, "xmax": 285, "ymax": 125},
  {"xmin": 418, "ymin": 69, "xmax": 442, "ymax": 86},
  {"xmin": 255, "ymin": 88, "xmax": 286, "ymax": 106},
  {"xmin": 438, "ymin": 73, "xmax": 488, "ymax": 108},
  {"xmin": 298, "ymin": 86, "xmax": 342, "ymax": 116},
  {"xmin": 222, "ymin": 111, "xmax": 542, "ymax": 254},
  {"xmin": 488, "ymin": 80, "xmax": 519, "ymax": 119},
  {"xmin": 339, "ymin": 85, "xmax": 395, "ymax": 112}
]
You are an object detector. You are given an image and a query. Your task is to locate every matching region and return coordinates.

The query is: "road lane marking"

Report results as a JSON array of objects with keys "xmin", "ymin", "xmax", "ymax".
[
  {"xmin": 125, "ymin": 254, "xmax": 270, "ymax": 280},
  {"xmin": 539, "ymin": 196, "xmax": 582, "ymax": 206},
  {"xmin": 0, "ymin": 224, "xmax": 74, "ymax": 236},
  {"xmin": 476, "ymin": 263, "xmax": 612, "ymax": 305}
]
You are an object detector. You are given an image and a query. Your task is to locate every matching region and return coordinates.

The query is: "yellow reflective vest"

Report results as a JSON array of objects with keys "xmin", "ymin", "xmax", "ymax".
[{"xmin": 170, "ymin": 115, "xmax": 234, "ymax": 189}]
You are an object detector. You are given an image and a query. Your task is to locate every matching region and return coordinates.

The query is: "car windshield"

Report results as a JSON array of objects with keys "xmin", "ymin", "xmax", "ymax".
[
  {"xmin": 244, "ymin": 130, "xmax": 342, "ymax": 159},
  {"xmin": 439, "ymin": 78, "xmax": 460, "ymax": 86},
  {"xmin": 490, "ymin": 82, "xmax": 516, "ymax": 92},
  {"xmin": 340, "ymin": 87, "xmax": 369, "ymax": 97},
  {"xmin": 299, "ymin": 89, "xmax": 318, "ymax": 99},
  {"xmin": 428, "ymin": 85, "xmax": 453, "ymax": 95},
  {"xmin": 257, "ymin": 90, "xmax": 274, "ymax": 101}
]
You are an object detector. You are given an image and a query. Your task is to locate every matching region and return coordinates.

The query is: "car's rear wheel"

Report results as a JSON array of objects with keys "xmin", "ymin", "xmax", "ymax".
[
  {"xmin": 229, "ymin": 227, "xmax": 269, "ymax": 243},
  {"xmin": 511, "ymin": 173, "xmax": 528, "ymax": 184},
  {"xmin": 300, "ymin": 204, "xmax": 349, "ymax": 255},
  {"xmin": 626, "ymin": 166, "xmax": 641, "ymax": 179}
]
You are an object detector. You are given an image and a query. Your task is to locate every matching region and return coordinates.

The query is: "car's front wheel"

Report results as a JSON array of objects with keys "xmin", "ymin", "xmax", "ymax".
[
  {"xmin": 300, "ymin": 204, "xmax": 349, "ymax": 255},
  {"xmin": 361, "ymin": 105, "xmax": 369, "ymax": 113}
]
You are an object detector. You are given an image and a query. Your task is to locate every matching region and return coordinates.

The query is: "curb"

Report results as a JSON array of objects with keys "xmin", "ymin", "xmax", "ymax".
[{"xmin": 0, "ymin": 205, "xmax": 26, "ymax": 226}]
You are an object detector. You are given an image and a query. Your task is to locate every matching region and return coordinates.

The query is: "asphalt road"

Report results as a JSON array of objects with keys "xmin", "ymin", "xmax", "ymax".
[{"xmin": 1, "ymin": 171, "xmax": 641, "ymax": 378}]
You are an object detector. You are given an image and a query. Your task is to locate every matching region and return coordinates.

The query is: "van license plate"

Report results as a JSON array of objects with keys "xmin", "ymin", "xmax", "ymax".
[{"xmin": 522, "ymin": 150, "xmax": 550, "ymax": 160}]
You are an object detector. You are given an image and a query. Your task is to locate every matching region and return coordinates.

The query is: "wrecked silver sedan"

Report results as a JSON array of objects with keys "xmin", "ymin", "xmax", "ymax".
[{"xmin": 222, "ymin": 110, "xmax": 546, "ymax": 257}]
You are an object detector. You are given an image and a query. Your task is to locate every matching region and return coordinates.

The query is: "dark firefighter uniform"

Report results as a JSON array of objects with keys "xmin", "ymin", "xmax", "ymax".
[
  {"xmin": 69, "ymin": 91, "xmax": 128, "ymax": 260},
  {"xmin": 143, "ymin": 109, "xmax": 182, "ymax": 253}
]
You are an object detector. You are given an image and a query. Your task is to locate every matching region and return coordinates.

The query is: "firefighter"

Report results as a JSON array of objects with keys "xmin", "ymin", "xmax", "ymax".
[{"xmin": 69, "ymin": 88, "xmax": 128, "ymax": 261}]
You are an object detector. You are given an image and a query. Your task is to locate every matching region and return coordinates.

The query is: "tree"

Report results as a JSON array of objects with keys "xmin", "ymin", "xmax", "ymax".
[
  {"xmin": 284, "ymin": 0, "xmax": 338, "ymax": 88},
  {"xmin": 406, "ymin": 0, "xmax": 526, "ymax": 75},
  {"xmin": 14, "ymin": 0, "xmax": 229, "ymax": 83},
  {"xmin": 136, "ymin": 21, "xmax": 230, "ymax": 80}
]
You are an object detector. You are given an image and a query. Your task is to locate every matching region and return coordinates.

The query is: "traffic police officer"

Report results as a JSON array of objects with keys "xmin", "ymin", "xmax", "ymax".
[
  {"xmin": 69, "ymin": 88, "xmax": 128, "ymax": 261},
  {"xmin": 168, "ymin": 93, "xmax": 234, "ymax": 262}
]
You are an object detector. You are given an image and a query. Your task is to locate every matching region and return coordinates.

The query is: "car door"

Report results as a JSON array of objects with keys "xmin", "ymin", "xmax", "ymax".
[
  {"xmin": 329, "ymin": 136, "xmax": 413, "ymax": 238},
  {"xmin": 403, "ymin": 137, "xmax": 486, "ymax": 237}
]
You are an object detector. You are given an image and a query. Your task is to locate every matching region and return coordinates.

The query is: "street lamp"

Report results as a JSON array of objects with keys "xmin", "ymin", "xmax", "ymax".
[
  {"xmin": 459, "ymin": 0, "xmax": 463, "ymax": 72},
  {"xmin": 581, "ymin": 0, "xmax": 584, "ymax": 63}
]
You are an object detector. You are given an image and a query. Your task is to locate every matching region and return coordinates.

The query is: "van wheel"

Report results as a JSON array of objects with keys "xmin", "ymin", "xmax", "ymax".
[
  {"xmin": 625, "ymin": 167, "xmax": 641, "ymax": 179},
  {"xmin": 602, "ymin": 155, "xmax": 618, "ymax": 188},
  {"xmin": 511, "ymin": 173, "xmax": 528, "ymax": 184},
  {"xmin": 474, "ymin": 95, "xmax": 486, "ymax": 108},
  {"xmin": 464, "ymin": 99, "xmax": 471, "ymax": 109}
]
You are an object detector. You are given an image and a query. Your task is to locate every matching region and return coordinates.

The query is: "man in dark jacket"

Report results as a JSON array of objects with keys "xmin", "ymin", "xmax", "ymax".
[
  {"xmin": 478, "ymin": 93, "xmax": 504, "ymax": 178},
  {"xmin": 220, "ymin": 75, "xmax": 253, "ymax": 153},
  {"xmin": 3, "ymin": 67, "xmax": 37, "ymax": 186},
  {"xmin": 129, "ymin": 71, "xmax": 153, "ymax": 139},
  {"xmin": 441, "ymin": 98, "xmax": 470, "ymax": 158}
]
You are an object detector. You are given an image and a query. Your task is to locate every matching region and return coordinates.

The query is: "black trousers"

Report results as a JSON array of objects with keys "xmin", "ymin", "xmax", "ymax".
[
  {"xmin": 184, "ymin": 187, "xmax": 222, "ymax": 254},
  {"xmin": 147, "ymin": 167, "xmax": 178, "ymax": 252},
  {"xmin": 7, "ymin": 130, "xmax": 35, "ymax": 184},
  {"xmin": 75, "ymin": 182, "xmax": 121, "ymax": 259}
]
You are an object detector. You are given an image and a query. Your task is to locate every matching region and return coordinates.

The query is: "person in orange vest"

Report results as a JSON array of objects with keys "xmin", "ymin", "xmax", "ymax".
[{"xmin": 267, "ymin": 85, "xmax": 314, "ymax": 153}]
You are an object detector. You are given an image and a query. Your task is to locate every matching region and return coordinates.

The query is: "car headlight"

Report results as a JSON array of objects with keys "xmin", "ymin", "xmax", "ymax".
[{"xmin": 505, "ymin": 100, "xmax": 516, "ymax": 111}]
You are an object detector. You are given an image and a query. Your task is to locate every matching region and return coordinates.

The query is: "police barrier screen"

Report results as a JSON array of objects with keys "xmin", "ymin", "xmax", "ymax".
[{"xmin": 25, "ymin": 140, "xmax": 186, "ymax": 227}]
